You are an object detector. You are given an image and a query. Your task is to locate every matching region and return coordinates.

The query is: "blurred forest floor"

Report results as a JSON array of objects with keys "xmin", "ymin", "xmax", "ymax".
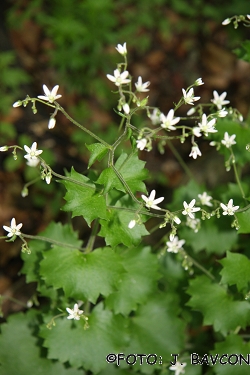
[{"xmin": 1, "ymin": 0, "xmax": 250, "ymax": 318}]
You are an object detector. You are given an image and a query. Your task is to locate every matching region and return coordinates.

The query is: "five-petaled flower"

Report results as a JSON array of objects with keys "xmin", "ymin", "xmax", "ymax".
[
  {"xmin": 3, "ymin": 218, "xmax": 23, "ymax": 238},
  {"xmin": 150, "ymin": 109, "xmax": 161, "ymax": 125},
  {"xmin": 211, "ymin": 91, "xmax": 230, "ymax": 109},
  {"xmin": 38, "ymin": 85, "xmax": 62, "ymax": 103},
  {"xmin": 221, "ymin": 132, "xmax": 236, "ymax": 148},
  {"xmin": 220, "ymin": 199, "xmax": 239, "ymax": 216},
  {"xmin": 198, "ymin": 192, "xmax": 213, "ymax": 207},
  {"xmin": 106, "ymin": 69, "xmax": 131, "ymax": 86},
  {"xmin": 141, "ymin": 190, "xmax": 164, "ymax": 210},
  {"xmin": 115, "ymin": 42, "xmax": 127, "ymax": 55},
  {"xmin": 24, "ymin": 142, "xmax": 43, "ymax": 160},
  {"xmin": 182, "ymin": 199, "xmax": 200, "ymax": 219},
  {"xmin": 169, "ymin": 361, "xmax": 187, "ymax": 375},
  {"xmin": 193, "ymin": 113, "xmax": 217, "ymax": 137},
  {"xmin": 66, "ymin": 303, "xmax": 84, "ymax": 320},
  {"xmin": 135, "ymin": 76, "xmax": 150, "ymax": 92},
  {"xmin": 160, "ymin": 109, "xmax": 180, "ymax": 131},
  {"xmin": 136, "ymin": 138, "xmax": 147, "ymax": 151},
  {"xmin": 166, "ymin": 236, "xmax": 185, "ymax": 253},
  {"xmin": 189, "ymin": 145, "xmax": 201, "ymax": 159},
  {"xmin": 182, "ymin": 88, "xmax": 200, "ymax": 105},
  {"xmin": 218, "ymin": 108, "xmax": 228, "ymax": 117}
]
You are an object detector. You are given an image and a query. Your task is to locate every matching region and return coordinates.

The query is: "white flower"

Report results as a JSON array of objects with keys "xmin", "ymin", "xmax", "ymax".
[
  {"xmin": 195, "ymin": 78, "xmax": 204, "ymax": 86},
  {"xmin": 186, "ymin": 216, "xmax": 200, "ymax": 233},
  {"xmin": 189, "ymin": 145, "xmax": 202, "ymax": 159},
  {"xmin": 38, "ymin": 84, "xmax": 62, "ymax": 103},
  {"xmin": 48, "ymin": 118, "xmax": 56, "ymax": 129},
  {"xmin": 26, "ymin": 157, "xmax": 40, "ymax": 167},
  {"xmin": 222, "ymin": 18, "xmax": 231, "ymax": 25},
  {"xmin": 182, "ymin": 88, "xmax": 200, "ymax": 105},
  {"xmin": 135, "ymin": 76, "xmax": 150, "ymax": 92},
  {"xmin": 106, "ymin": 69, "xmax": 131, "ymax": 86},
  {"xmin": 141, "ymin": 190, "xmax": 164, "ymax": 210},
  {"xmin": 0, "ymin": 146, "xmax": 8, "ymax": 152},
  {"xmin": 220, "ymin": 199, "xmax": 239, "ymax": 215},
  {"xmin": 115, "ymin": 42, "xmax": 127, "ymax": 55},
  {"xmin": 218, "ymin": 108, "xmax": 228, "ymax": 117},
  {"xmin": 221, "ymin": 132, "xmax": 236, "ymax": 148},
  {"xmin": 24, "ymin": 142, "xmax": 43, "ymax": 163},
  {"xmin": 160, "ymin": 110, "xmax": 180, "ymax": 131},
  {"xmin": 122, "ymin": 103, "xmax": 130, "ymax": 114},
  {"xmin": 66, "ymin": 303, "xmax": 84, "ymax": 320},
  {"xmin": 13, "ymin": 101, "xmax": 22, "ymax": 107},
  {"xmin": 182, "ymin": 199, "xmax": 200, "ymax": 219},
  {"xmin": 211, "ymin": 91, "xmax": 230, "ymax": 109},
  {"xmin": 3, "ymin": 218, "xmax": 23, "ymax": 238},
  {"xmin": 197, "ymin": 113, "xmax": 217, "ymax": 136},
  {"xmin": 166, "ymin": 236, "xmax": 185, "ymax": 253},
  {"xmin": 128, "ymin": 220, "xmax": 136, "ymax": 229},
  {"xmin": 136, "ymin": 138, "xmax": 147, "ymax": 151},
  {"xmin": 198, "ymin": 192, "xmax": 213, "ymax": 207},
  {"xmin": 150, "ymin": 109, "xmax": 161, "ymax": 125},
  {"xmin": 169, "ymin": 361, "xmax": 187, "ymax": 375}
]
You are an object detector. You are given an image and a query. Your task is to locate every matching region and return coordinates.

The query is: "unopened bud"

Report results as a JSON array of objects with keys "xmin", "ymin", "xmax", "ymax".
[{"xmin": 48, "ymin": 118, "xmax": 56, "ymax": 129}]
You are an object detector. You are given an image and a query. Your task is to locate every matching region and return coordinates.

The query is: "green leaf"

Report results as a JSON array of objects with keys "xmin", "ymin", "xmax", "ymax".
[
  {"xmin": 40, "ymin": 247, "xmax": 125, "ymax": 304},
  {"xmin": 0, "ymin": 310, "xmax": 83, "ymax": 375},
  {"xmin": 106, "ymin": 247, "xmax": 160, "ymax": 315},
  {"xmin": 209, "ymin": 119, "xmax": 250, "ymax": 166},
  {"xmin": 61, "ymin": 167, "xmax": 107, "ymax": 226},
  {"xmin": 126, "ymin": 293, "xmax": 185, "ymax": 373},
  {"xmin": 21, "ymin": 222, "xmax": 82, "ymax": 301},
  {"xmin": 211, "ymin": 334, "xmax": 250, "ymax": 375},
  {"xmin": 99, "ymin": 196, "xmax": 149, "ymax": 247},
  {"xmin": 220, "ymin": 251, "xmax": 250, "ymax": 291},
  {"xmin": 236, "ymin": 208, "xmax": 250, "ymax": 233},
  {"xmin": 40, "ymin": 303, "xmax": 129, "ymax": 374},
  {"xmin": 86, "ymin": 142, "xmax": 109, "ymax": 168},
  {"xmin": 186, "ymin": 275, "xmax": 250, "ymax": 335},
  {"xmin": 96, "ymin": 152, "xmax": 148, "ymax": 194},
  {"xmin": 179, "ymin": 216, "xmax": 238, "ymax": 254}
]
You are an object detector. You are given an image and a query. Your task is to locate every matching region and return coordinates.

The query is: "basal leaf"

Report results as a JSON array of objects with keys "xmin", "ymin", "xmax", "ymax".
[
  {"xmin": 61, "ymin": 167, "xmax": 107, "ymax": 226},
  {"xmin": 40, "ymin": 247, "xmax": 125, "ymax": 303},
  {"xmin": 126, "ymin": 293, "xmax": 185, "ymax": 373},
  {"xmin": 0, "ymin": 310, "xmax": 83, "ymax": 375},
  {"xmin": 106, "ymin": 247, "xmax": 160, "ymax": 315},
  {"xmin": 86, "ymin": 142, "xmax": 109, "ymax": 168},
  {"xmin": 220, "ymin": 251, "xmax": 250, "ymax": 291},
  {"xmin": 40, "ymin": 302, "xmax": 129, "ymax": 374},
  {"xmin": 186, "ymin": 275, "xmax": 250, "ymax": 335},
  {"xmin": 211, "ymin": 334, "xmax": 250, "ymax": 375}
]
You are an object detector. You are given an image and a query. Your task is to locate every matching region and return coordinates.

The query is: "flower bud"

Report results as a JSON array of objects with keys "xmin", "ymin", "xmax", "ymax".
[
  {"xmin": 48, "ymin": 118, "xmax": 56, "ymax": 129},
  {"xmin": 13, "ymin": 100, "xmax": 22, "ymax": 107},
  {"xmin": 0, "ymin": 146, "xmax": 8, "ymax": 152},
  {"xmin": 222, "ymin": 18, "xmax": 231, "ymax": 25}
]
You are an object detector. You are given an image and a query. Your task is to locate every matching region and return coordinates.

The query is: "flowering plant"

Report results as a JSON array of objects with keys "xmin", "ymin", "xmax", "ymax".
[{"xmin": 1, "ymin": 14, "xmax": 250, "ymax": 375}]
